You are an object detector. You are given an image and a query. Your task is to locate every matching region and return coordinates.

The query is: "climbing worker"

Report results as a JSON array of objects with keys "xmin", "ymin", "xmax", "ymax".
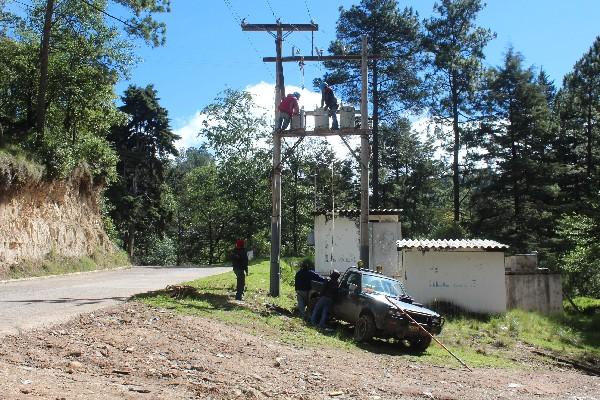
[
  {"xmin": 294, "ymin": 259, "xmax": 325, "ymax": 319},
  {"xmin": 311, "ymin": 269, "xmax": 340, "ymax": 330},
  {"xmin": 320, "ymin": 82, "xmax": 339, "ymax": 130},
  {"xmin": 276, "ymin": 91, "xmax": 301, "ymax": 131},
  {"xmin": 230, "ymin": 239, "xmax": 249, "ymax": 301}
]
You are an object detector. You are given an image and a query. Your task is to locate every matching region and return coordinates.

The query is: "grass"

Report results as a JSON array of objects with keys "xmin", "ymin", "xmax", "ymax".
[
  {"xmin": 136, "ymin": 259, "xmax": 600, "ymax": 369},
  {"xmin": 2, "ymin": 248, "xmax": 130, "ymax": 280},
  {"xmin": 0, "ymin": 145, "xmax": 45, "ymax": 189}
]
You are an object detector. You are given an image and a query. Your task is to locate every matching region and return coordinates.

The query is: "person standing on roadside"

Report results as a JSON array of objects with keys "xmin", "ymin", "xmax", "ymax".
[
  {"xmin": 311, "ymin": 270, "xmax": 340, "ymax": 329},
  {"xmin": 294, "ymin": 259, "xmax": 325, "ymax": 319},
  {"xmin": 231, "ymin": 240, "xmax": 249, "ymax": 301}
]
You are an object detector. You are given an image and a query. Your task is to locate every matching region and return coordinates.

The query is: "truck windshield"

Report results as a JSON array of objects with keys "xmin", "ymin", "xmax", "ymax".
[{"xmin": 362, "ymin": 275, "xmax": 407, "ymax": 298}]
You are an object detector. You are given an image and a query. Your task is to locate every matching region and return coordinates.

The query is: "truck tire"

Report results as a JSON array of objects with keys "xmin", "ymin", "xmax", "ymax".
[
  {"xmin": 406, "ymin": 335, "xmax": 432, "ymax": 353},
  {"xmin": 354, "ymin": 314, "xmax": 375, "ymax": 342}
]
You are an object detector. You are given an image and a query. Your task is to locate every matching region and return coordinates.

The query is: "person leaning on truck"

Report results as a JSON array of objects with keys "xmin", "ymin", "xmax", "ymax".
[
  {"xmin": 310, "ymin": 269, "xmax": 340, "ymax": 330},
  {"xmin": 294, "ymin": 259, "xmax": 325, "ymax": 319}
]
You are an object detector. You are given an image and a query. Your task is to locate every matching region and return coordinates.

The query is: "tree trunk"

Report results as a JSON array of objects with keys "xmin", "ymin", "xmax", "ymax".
[
  {"xmin": 372, "ymin": 60, "xmax": 380, "ymax": 209},
  {"xmin": 127, "ymin": 223, "xmax": 135, "ymax": 259},
  {"xmin": 450, "ymin": 71, "xmax": 461, "ymax": 222},
  {"xmin": 36, "ymin": 0, "xmax": 55, "ymax": 140}
]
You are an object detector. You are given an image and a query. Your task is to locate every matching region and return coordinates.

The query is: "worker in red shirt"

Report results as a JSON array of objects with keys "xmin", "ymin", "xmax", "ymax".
[{"xmin": 276, "ymin": 92, "xmax": 301, "ymax": 131}]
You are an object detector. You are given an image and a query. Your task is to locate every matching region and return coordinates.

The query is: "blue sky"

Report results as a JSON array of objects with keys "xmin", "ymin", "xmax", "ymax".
[{"xmin": 116, "ymin": 0, "xmax": 600, "ymax": 142}]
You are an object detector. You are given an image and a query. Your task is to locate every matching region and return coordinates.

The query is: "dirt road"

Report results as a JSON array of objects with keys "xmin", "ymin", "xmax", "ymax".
[
  {"xmin": 0, "ymin": 302, "xmax": 597, "ymax": 399},
  {"xmin": 0, "ymin": 266, "xmax": 229, "ymax": 336}
]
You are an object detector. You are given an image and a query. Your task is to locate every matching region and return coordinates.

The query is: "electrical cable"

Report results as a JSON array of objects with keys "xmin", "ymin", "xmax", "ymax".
[
  {"xmin": 222, "ymin": 0, "xmax": 275, "ymax": 80},
  {"xmin": 78, "ymin": 0, "xmax": 137, "ymax": 31}
]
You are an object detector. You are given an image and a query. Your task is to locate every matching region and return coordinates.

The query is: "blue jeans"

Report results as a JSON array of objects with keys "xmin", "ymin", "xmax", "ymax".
[
  {"xmin": 276, "ymin": 113, "xmax": 291, "ymax": 130},
  {"xmin": 296, "ymin": 290, "xmax": 309, "ymax": 318},
  {"xmin": 329, "ymin": 109, "xmax": 339, "ymax": 130},
  {"xmin": 311, "ymin": 296, "xmax": 332, "ymax": 328}
]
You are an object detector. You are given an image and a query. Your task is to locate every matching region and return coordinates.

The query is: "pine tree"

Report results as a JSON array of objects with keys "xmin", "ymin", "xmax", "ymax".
[
  {"xmin": 471, "ymin": 49, "xmax": 556, "ymax": 252},
  {"xmin": 322, "ymin": 0, "xmax": 425, "ymax": 208},
  {"xmin": 423, "ymin": 0, "xmax": 494, "ymax": 223}
]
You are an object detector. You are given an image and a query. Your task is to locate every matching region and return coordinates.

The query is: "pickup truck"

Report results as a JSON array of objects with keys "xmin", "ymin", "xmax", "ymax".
[{"xmin": 310, "ymin": 267, "xmax": 443, "ymax": 352}]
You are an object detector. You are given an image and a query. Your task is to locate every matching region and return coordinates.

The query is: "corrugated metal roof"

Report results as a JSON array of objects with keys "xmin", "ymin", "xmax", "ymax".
[
  {"xmin": 313, "ymin": 209, "xmax": 402, "ymax": 216},
  {"xmin": 397, "ymin": 239, "xmax": 508, "ymax": 250}
]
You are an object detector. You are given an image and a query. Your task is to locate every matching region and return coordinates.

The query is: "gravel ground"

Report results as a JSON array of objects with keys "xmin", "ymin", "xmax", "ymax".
[{"xmin": 0, "ymin": 302, "xmax": 598, "ymax": 400}]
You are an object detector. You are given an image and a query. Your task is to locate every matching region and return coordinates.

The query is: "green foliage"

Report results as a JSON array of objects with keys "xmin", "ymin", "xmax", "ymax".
[
  {"xmin": 106, "ymin": 85, "xmax": 179, "ymax": 260},
  {"xmin": 137, "ymin": 234, "xmax": 177, "ymax": 266},
  {"xmin": 556, "ymin": 213, "xmax": 600, "ymax": 298},
  {"xmin": 564, "ymin": 297, "xmax": 600, "ymax": 315},
  {"xmin": 470, "ymin": 49, "xmax": 557, "ymax": 252},
  {"xmin": 0, "ymin": 146, "xmax": 45, "ymax": 188},
  {"xmin": 423, "ymin": 0, "xmax": 495, "ymax": 222}
]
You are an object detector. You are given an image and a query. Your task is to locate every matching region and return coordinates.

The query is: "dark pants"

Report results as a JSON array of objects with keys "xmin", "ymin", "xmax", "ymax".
[
  {"xmin": 311, "ymin": 296, "xmax": 332, "ymax": 328},
  {"xmin": 234, "ymin": 269, "xmax": 246, "ymax": 300}
]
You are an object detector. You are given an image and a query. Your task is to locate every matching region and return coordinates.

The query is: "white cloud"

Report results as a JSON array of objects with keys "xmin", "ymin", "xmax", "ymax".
[{"xmin": 173, "ymin": 111, "xmax": 206, "ymax": 149}]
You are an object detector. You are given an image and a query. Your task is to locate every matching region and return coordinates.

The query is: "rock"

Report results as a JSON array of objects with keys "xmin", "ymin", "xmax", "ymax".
[
  {"xmin": 67, "ymin": 350, "xmax": 82, "ymax": 357},
  {"xmin": 68, "ymin": 361, "xmax": 83, "ymax": 370},
  {"xmin": 328, "ymin": 391, "xmax": 344, "ymax": 397},
  {"xmin": 129, "ymin": 387, "xmax": 151, "ymax": 393},
  {"xmin": 20, "ymin": 388, "xmax": 31, "ymax": 394},
  {"xmin": 125, "ymin": 347, "xmax": 135, "ymax": 353},
  {"xmin": 21, "ymin": 379, "xmax": 33, "ymax": 385},
  {"xmin": 508, "ymin": 383, "xmax": 522, "ymax": 388}
]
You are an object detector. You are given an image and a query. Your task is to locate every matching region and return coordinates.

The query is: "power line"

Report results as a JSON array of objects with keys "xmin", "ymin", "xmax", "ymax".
[
  {"xmin": 303, "ymin": 0, "xmax": 314, "ymax": 22},
  {"xmin": 78, "ymin": 0, "xmax": 137, "ymax": 31},
  {"xmin": 264, "ymin": 0, "xmax": 277, "ymax": 20},
  {"xmin": 222, "ymin": 0, "xmax": 275, "ymax": 80}
]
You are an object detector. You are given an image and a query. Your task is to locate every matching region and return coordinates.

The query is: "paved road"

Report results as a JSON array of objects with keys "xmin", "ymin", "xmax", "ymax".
[{"xmin": 0, "ymin": 266, "xmax": 230, "ymax": 336}]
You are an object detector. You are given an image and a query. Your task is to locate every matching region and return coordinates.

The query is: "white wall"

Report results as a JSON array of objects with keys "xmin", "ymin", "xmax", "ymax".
[
  {"xmin": 314, "ymin": 215, "xmax": 360, "ymax": 274},
  {"xmin": 401, "ymin": 249, "xmax": 506, "ymax": 314},
  {"xmin": 314, "ymin": 215, "xmax": 402, "ymax": 275}
]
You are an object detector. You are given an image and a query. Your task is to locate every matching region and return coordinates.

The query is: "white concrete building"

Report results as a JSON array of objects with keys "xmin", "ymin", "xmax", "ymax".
[
  {"xmin": 397, "ymin": 239, "xmax": 509, "ymax": 314},
  {"xmin": 313, "ymin": 209, "xmax": 402, "ymax": 276}
]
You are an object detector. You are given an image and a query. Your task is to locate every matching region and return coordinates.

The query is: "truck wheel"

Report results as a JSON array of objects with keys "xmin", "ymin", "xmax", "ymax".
[
  {"xmin": 406, "ymin": 335, "xmax": 432, "ymax": 353},
  {"xmin": 354, "ymin": 314, "xmax": 375, "ymax": 342}
]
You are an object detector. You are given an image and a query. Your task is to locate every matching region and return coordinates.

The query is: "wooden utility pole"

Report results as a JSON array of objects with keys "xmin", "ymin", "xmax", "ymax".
[
  {"xmin": 36, "ymin": 0, "xmax": 55, "ymax": 139},
  {"xmin": 242, "ymin": 21, "xmax": 318, "ymax": 297},
  {"xmin": 243, "ymin": 22, "xmax": 372, "ymax": 296},
  {"xmin": 360, "ymin": 36, "xmax": 370, "ymax": 268}
]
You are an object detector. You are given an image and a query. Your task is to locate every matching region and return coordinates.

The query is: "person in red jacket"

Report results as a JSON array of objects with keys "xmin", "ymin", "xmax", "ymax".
[{"xmin": 276, "ymin": 92, "xmax": 300, "ymax": 131}]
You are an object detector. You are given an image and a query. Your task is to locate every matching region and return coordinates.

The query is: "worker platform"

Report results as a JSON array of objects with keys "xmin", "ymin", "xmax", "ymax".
[{"xmin": 277, "ymin": 127, "xmax": 370, "ymax": 137}]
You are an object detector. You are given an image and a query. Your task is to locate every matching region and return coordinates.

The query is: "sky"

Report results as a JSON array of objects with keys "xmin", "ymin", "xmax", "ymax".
[{"xmin": 115, "ymin": 0, "xmax": 600, "ymax": 148}]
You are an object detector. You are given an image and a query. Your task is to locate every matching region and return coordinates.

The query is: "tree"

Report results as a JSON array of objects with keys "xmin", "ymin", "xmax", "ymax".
[
  {"xmin": 423, "ymin": 0, "xmax": 494, "ymax": 222},
  {"xmin": 471, "ymin": 49, "xmax": 556, "ymax": 252},
  {"xmin": 379, "ymin": 118, "xmax": 446, "ymax": 237},
  {"xmin": 559, "ymin": 37, "xmax": 600, "ymax": 198},
  {"xmin": 34, "ymin": 0, "xmax": 170, "ymax": 138},
  {"xmin": 107, "ymin": 85, "xmax": 179, "ymax": 259},
  {"xmin": 322, "ymin": 0, "xmax": 425, "ymax": 207}
]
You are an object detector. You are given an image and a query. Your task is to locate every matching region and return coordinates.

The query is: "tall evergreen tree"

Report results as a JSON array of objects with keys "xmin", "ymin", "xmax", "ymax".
[
  {"xmin": 423, "ymin": 0, "xmax": 494, "ymax": 223},
  {"xmin": 471, "ymin": 49, "xmax": 556, "ymax": 252},
  {"xmin": 559, "ymin": 37, "xmax": 600, "ymax": 198},
  {"xmin": 322, "ymin": 0, "xmax": 425, "ymax": 207},
  {"xmin": 107, "ymin": 85, "xmax": 179, "ymax": 259}
]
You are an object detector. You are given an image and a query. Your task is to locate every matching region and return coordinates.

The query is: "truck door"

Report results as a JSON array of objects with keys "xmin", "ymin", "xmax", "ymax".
[{"xmin": 333, "ymin": 272, "xmax": 362, "ymax": 323}]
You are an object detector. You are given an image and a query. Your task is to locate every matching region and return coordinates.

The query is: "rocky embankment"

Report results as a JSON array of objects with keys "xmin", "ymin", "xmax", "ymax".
[{"xmin": 0, "ymin": 167, "xmax": 113, "ymax": 274}]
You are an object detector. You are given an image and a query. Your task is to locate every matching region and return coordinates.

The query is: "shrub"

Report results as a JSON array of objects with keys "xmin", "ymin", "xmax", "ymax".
[{"xmin": 138, "ymin": 234, "xmax": 177, "ymax": 266}]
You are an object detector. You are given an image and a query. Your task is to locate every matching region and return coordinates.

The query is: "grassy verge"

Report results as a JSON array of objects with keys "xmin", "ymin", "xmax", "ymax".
[
  {"xmin": 136, "ymin": 260, "xmax": 599, "ymax": 369},
  {"xmin": 2, "ymin": 248, "xmax": 130, "ymax": 280}
]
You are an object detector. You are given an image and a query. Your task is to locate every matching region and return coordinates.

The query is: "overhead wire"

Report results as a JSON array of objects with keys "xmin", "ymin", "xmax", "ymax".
[
  {"xmin": 78, "ymin": 0, "xmax": 137, "ymax": 31},
  {"xmin": 222, "ymin": 0, "xmax": 275, "ymax": 80}
]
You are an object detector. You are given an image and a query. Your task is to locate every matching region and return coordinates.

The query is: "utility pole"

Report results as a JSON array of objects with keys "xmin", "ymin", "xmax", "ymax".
[
  {"xmin": 242, "ymin": 21, "xmax": 318, "ymax": 297},
  {"xmin": 360, "ymin": 36, "xmax": 370, "ymax": 268}
]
